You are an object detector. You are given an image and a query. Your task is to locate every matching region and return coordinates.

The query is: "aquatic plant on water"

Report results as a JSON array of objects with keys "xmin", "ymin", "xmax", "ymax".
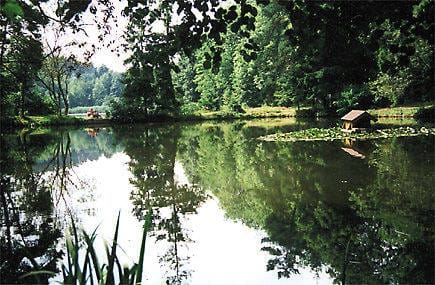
[
  {"xmin": 258, "ymin": 127, "xmax": 435, "ymax": 142},
  {"xmin": 21, "ymin": 210, "xmax": 152, "ymax": 284}
]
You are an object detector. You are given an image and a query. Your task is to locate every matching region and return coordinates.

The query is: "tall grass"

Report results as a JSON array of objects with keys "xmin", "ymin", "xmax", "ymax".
[{"xmin": 22, "ymin": 209, "xmax": 152, "ymax": 284}]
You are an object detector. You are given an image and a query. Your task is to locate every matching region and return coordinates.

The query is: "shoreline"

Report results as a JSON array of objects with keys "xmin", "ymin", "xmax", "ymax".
[{"xmin": 1, "ymin": 105, "xmax": 433, "ymax": 130}]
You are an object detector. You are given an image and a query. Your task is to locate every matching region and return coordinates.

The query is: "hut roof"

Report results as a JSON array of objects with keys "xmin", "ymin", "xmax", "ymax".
[{"xmin": 341, "ymin": 110, "xmax": 372, "ymax": 122}]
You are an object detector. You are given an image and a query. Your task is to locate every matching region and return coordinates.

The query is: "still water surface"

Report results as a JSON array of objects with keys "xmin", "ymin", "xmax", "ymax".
[{"xmin": 1, "ymin": 118, "xmax": 434, "ymax": 284}]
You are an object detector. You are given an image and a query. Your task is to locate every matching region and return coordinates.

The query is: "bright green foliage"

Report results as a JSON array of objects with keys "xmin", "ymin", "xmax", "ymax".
[
  {"xmin": 37, "ymin": 55, "xmax": 76, "ymax": 116},
  {"xmin": 55, "ymin": 211, "xmax": 152, "ymax": 285},
  {"xmin": 92, "ymin": 70, "xmax": 112, "ymax": 105},
  {"xmin": 33, "ymin": 63, "xmax": 123, "ymax": 114},
  {"xmin": 172, "ymin": 56, "xmax": 201, "ymax": 115},
  {"xmin": 169, "ymin": 0, "xmax": 434, "ymax": 116},
  {"xmin": 1, "ymin": 1, "xmax": 24, "ymax": 19},
  {"xmin": 249, "ymin": 2, "xmax": 294, "ymax": 107},
  {"xmin": 0, "ymin": 0, "xmax": 95, "ymax": 122},
  {"xmin": 193, "ymin": 45, "xmax": 222, "ymax": 110},
  {"xmin": 67, "ymin": 65, "xmax": 123, "ymax": 108},
  {"xmin": 334, "ymin": 85, "xmax": 373, "ymax": 116},
  {"xmin": 1, "ymin": 0, "xmax": 434, "ymax": 122}
]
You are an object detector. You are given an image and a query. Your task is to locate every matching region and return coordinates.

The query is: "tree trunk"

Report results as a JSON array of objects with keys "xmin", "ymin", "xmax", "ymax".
[
  {"xmin": 19, "ymin": 82, "xmax": 25, "ymax": 117},
  {"xmin": 64, "ymin": 79, "xmax": 69, "ymax": 115},
  {"xmin": 0, "ymin": 21, "xmax": 8, "ymax": 70},
  {"xmin": 57, "ymin": 72, "xmax": 69, "ymax": 116},
  {"xmin": 143, "ymin": 93, "xmax": 148, "ymax": 118}
]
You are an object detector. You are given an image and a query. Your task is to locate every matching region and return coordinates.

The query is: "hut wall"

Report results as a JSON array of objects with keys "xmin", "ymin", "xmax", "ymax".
[
  {"xmin": 342, "ymin": 121, "xmax": 353, "ymax": 130},
  {"xmin": 353, "ymin": 118, "xmax": 371, "ymax": 128}
]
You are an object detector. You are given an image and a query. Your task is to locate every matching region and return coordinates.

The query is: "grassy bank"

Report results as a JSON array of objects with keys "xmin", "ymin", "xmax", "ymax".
[
  {"xmin": 1, "ymin": 115, "xmax": 85, "ymax": 129},
  {"xmin": 368, "ymin": 103, "xmax": 434, "ymax": 117},
  {"xmin": 187, "ymin": 106, "xmax": 298, "ymax": 120},
  {"xmin": 2, "ymin": 115, "xmax": 111, "ymax": 129},
  {"xmin": 111, "ymin": 106, "xmax": 300, "ymax": 123},
  {"xmin": 2, "ymin": 104, "xmax": 433, "ymax": 129},
  {"xmin": 194, "ymin": 105, "xmax": 434, "ymax": 120}
]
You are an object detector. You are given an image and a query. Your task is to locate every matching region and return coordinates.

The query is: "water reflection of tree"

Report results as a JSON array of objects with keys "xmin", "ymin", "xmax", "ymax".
[
  {"xmin": 28, "ymin": 130, "xmax": 96, "ymax": 221},
  {"xmin": 178, "ymin": 123, "xmax": 434, "ymax": 284},
  {"xmin": 0, "ymin": 133, "xmax": 62, "ymax": 284},
  {"xmin": 115, "ymin": 125, "xmax": 207, "ymax": 284},
  {"xmin": 1, "ymin": 127, "xmax": 127, "ymax": 283},
  {"xmin": 43, "ymin": 130, "xmax": 74, "ymax": 206},
  {"xmin": 259, "ymin": 138, "xmax": 434, "ymax": 284}
]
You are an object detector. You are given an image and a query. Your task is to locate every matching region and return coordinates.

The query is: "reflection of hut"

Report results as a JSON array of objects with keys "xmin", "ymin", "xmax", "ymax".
[
  {"xmin": 341, "ymin": 139, "xmax": 365, "ymax": 159},
  {"xmin": 341, "ymin": 110, "xmax": 376, "ymax": 133},
  {"xmin": 341, "ymin": 138, "xmax": 372, "ymax": 159},
  {"xmin": 341, "ymin": 147, "xmax": 365, "ymax": 159}
]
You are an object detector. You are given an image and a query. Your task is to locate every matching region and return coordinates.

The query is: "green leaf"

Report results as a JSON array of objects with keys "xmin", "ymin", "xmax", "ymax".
[
  {"xmin": 19, "ymin": 270, "xmax": 56, "ymax": 279},
  {"xmin": 106, "ymin": 212, "xmax": 120, "ymax": 285},
  {"xmin": 83, "ymin": 229, "xmax": 103, "ymax": 282},
  {"xmin": 1, "ymin": 0, "xmax": 24, "ymax": 19},
  {"xmin": 136, "ymin": 208, "xmax": 152, "ymax": 284}
]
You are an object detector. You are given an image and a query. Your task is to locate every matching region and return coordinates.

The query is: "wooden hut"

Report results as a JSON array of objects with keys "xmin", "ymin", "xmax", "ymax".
[{"xmin": 341, "ymin": 110, "xmax": 376, "ymax": 133}]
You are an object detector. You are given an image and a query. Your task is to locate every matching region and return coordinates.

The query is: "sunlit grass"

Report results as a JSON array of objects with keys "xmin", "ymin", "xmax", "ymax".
[
  {"xmin": 369, "ymin": 103, "xmax": 434, "ymax": 117},
  {"xmin": 69, "ymin": 106, "xmax": 108, "ymax": 114},
  {"xmin": 196, "ymin": 106, "xmax": 300, "ymax": 119},
  {"xmin": 244, "ymin": 106, "xmax": 298, "ymax": 117}
]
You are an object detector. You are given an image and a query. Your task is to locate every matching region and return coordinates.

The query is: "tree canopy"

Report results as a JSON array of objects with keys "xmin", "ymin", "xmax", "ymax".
[{"xmin": 1, "ymin": 0, "xmax": 433, "ymax": 122}]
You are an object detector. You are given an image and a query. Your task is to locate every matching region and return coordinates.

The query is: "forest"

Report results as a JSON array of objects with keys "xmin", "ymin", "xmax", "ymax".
[
  {"xmin": 33, "ymin": 64, "xmax": 123, "ymax": 113},
  {"xmin": 1, "ymin": 0, "xmax": 434, "ymax": 124}
]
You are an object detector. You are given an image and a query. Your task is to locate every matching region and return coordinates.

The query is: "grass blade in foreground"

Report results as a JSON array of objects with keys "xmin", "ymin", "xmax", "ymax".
[
  {"xmin": 106, "ymin": 212, "xmax": 120, "ymax": 285},
  {"xmin": 136, "ymin": 208, "xmax": 152, "ymax": 284},
  {"xmin": 24, "ymin": 210, "xmax": 152, "ymax": 284}
]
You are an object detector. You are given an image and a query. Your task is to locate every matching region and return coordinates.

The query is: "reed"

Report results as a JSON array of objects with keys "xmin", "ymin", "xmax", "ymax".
[{"xmin": 22, "ymin": 209, "xmax": 152, "ymax": 284}]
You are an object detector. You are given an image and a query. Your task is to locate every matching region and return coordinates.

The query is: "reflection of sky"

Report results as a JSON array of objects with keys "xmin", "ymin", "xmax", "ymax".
[
  {"xmin": 51, "ymin": 151, "xmax": 332, "ymax": 285},
  {"xmin": 187, "ymin": 199, "xmax": 332, "ymax": 285}
]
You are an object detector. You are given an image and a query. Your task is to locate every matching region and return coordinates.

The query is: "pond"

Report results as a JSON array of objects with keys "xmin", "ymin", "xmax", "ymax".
[{"xmin": 1, "ymin": 118, "xmax": 434, "ymax": 284}]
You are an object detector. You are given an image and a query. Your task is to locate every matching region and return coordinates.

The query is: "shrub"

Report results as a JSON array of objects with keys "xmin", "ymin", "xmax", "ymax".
[
  {"xmin": 295, "ymin": 108, "xmax": 316, "ymax": 118},
  {"xmin": 109, "ymin": 99, "xmax": 146, "ymax": 123},
  {"xmin": 369, "ymin": 72, "xmax": 409, "ymax": 107},
  {"xmin": 179, "ymin": 102, "xmax": 201, "ymax": 115},
  {"xmin": 334, "ymin": 85, "xmax": 373, "ymax": 116}
]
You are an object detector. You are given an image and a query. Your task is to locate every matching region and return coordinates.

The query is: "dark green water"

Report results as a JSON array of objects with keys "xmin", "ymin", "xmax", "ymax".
[{"xmin": 1, "ymin": 119, "xmax": 434, "ymax": 284}]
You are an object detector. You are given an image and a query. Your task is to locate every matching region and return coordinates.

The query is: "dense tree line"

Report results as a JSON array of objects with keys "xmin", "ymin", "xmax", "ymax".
[
  {"xmin": 114, "ymin": 0, "xmax": 433, "ymax": 120},
  {"xmin": 33, "ymin": 64, "xmax": 123, "ymax": 110},
  {"xmin": 1, "ymin": 0, "xmax": 433, "ymax": 123},
  {"xmin": 0, "ymin": 0, "xmax": 118, "ymax": 122},
  {"xmin": 173, "ymin": 1, "xmax": 433, "ymax": 115}
]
